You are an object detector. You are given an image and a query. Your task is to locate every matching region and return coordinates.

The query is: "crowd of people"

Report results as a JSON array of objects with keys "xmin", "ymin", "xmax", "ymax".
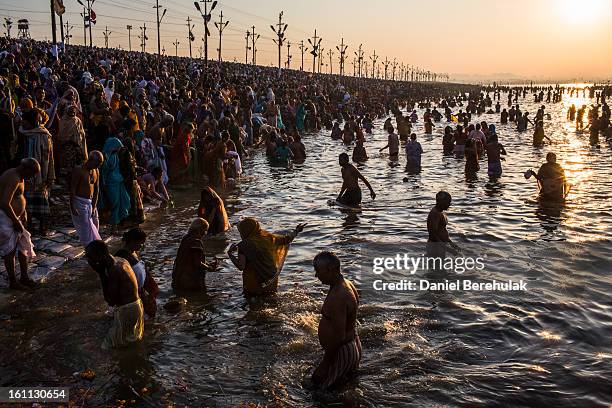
[{"xmin": 1, "ymin": 37, "xmax": 611, "ymax": 392}]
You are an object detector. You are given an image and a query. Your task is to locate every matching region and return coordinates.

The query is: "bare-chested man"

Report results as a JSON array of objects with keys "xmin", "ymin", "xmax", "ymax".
[
  {"xmin": 312, "ymin": 251, "xmax": 361, "ymax": 390},
  {"xmin": 337, "ymin": 153, "xmax": 376, "ymax": 207},
  {"xmin": 85, "ymin": 240, "xmax": 144, "ymax": 349},
  {"xmin": 0, "ymin": 158, "xmax": 40, "ymax": 289},
  {"xmin": 427, "ymin": 191, "xmax": 459, "ymax": 257},
  {"xmin": 70, "ymin": 151, "xmax": 104, "ymax": 246}
]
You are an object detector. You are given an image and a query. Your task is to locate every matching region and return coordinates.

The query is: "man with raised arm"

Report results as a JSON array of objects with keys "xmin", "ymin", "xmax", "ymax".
[{"xmin": 336, "ymin": 153, "xmax": 376, "ymax": 207}]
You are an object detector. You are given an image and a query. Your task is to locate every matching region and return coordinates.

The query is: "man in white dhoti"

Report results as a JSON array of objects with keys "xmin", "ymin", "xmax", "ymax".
[
  {"xmin": 70, "ymin": 151, "xmax": 104, "ymax": 247},
  {"xmin": 0, "ymin": 159, "xmax": 40, "ymax": 290},
  {"xmin": 85, "ymin": 240, "xmax": 143, "ymax": 350}
]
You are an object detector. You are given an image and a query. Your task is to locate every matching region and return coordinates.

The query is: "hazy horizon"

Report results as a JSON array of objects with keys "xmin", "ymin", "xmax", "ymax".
[{"xmin": 1, "ymin": 0, "xmax": 611, "ymax": 81}]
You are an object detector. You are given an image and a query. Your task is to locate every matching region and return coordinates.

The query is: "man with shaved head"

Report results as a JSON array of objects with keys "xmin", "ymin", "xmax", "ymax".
[
  {"xmin": 312, "ymin": 251, "xmax": 361, "ymax": 390},
  {"xmin": 70, "ymin": 150, "xmax": 104, "ymax": 246},
  {"xmin": 0, "ymin": 158, "xmax": 40, "ymax": 289}
]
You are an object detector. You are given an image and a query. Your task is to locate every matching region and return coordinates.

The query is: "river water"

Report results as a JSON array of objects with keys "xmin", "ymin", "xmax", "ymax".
[{"xmin": 87, "ymin": 90, "xmax": 611, "ymax": 406}]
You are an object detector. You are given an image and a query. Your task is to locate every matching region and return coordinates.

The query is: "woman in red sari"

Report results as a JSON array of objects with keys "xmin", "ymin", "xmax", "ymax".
[{"xmin": 170, "ymin": 122, "xmax": 193, "ymax": 185}]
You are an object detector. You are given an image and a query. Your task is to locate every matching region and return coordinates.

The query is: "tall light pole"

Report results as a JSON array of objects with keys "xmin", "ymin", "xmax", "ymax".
[
  {"xmin": 383, "ymin": 57, "xmax": 390, "ymax": 80},
  {"xmin": 187, "ymin": 16, "xmax": 195, "ymax": 58},
  {"xmin": 299, "ymin": 40, "xmax": 306, "ymax": 71},
  {"xmin": 214, "ymin": 10, "xmax": 229, "ymax": 62},
  {"xmin": 49, "ymin": 0, "xmax": 58, "ymax": 57},
  {"xmin": 354, "ymin": 43, "xmax": 364, "ymax": 77},
  {"xmin": 194, "ymin": 0, "xmax": 217, "ymax": 65},
  {"xmin": 126, "ymin": 25, "xmax": 132, "ymax": 51},
  {"xmin": 153, "ymin": 0, "xmax": 167, "ymax": 55},
  {"xmin": 80, "ymin": 7, "xmax": 87, "ymax": 45},
  {"xmin": 307, "ymin": 29, "xmax": 321, "ymax": 73},
  {"xmin": 139, "ymin": 22, "xmax": 148, "ymax": 53},
  {"xmin": 3, "ymin": 18, "xmax": 13, "ymax": 38},
  {"xmin": 270, "ymin": 11, "xmax": 288, "ymax": 72},
  {"xmin": 244, "ymin": 31, "xmax": 250, "ymax": 64},
  {"xmin": 250, "ymin": 26, "xmax": 260, "ymax": 65},
  {"xmin": 369, "ymin": 50, "xmax": 378, "ymax": 79},
  {"xmin": 53, "ymin": 1, "xmax": 66, "ymax": 49},
  {"xmin": 336, "ymin": 38, "xmax": 348, "ymax": 76},
  {"xmin": 392, "ymin": 58, "xmax": 397, "ymax": 81},
  {"xmin": 64, "ymin": 22, "xmax": 74, "ymax": 46},
  {"xmin": 76, "ymin": 0, "xmax": 94, "ymax": 47}
]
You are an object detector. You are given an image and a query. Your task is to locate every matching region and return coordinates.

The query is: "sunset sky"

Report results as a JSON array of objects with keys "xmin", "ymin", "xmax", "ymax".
[{"xmin": 2, "ymin": 0, "xmax": 611, "ymax": 81}]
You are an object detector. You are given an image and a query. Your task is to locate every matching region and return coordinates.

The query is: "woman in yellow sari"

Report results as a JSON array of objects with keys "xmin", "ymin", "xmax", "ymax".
[{"xmin": 228, "ymin": 218, "xmax": 305, "ymax": 296}]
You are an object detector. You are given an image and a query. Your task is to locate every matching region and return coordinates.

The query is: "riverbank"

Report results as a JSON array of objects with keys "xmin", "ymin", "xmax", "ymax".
[
  {"xmin": 0, "ymin": 185, "xmax": 159, "ymax": 294},
  {"xmin": 0, "ymin": 187, "xmax": 166, "ymax": 406}
]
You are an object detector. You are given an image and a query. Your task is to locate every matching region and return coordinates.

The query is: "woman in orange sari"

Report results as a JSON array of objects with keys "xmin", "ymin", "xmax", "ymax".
[
  {"xmin": 170, "ymin": 122, "xmax": 193, "ymax": 185},
  {"xmin": 197, "ymin": 186, "xmax": 230, "ymax": 235},
  {"xmin": 227, "ymin": 218, "xmax": 305, "ymax": 296}
]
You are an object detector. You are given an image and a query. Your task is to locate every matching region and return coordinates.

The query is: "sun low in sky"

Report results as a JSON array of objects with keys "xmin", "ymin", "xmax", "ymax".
[
  {"xmin": 2, "ymin": 0, "xmax": 611, "ymax": 81},
  {"xmin": 557, "ymin": 0, "xmax": 607, "ymax": 24}
]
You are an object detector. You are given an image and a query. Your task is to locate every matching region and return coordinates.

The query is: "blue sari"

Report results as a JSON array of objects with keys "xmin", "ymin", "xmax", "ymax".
[
  {"xmin": 295, "ymin": 104, "xmax": 306, "ymax": 132},
  {"xmin": 98, "ymin": 137, "xmax": 131, "ymax": 225},
  {"xmin": 276, "ymin": 106, "xmax": 285, "ymax": 130}
]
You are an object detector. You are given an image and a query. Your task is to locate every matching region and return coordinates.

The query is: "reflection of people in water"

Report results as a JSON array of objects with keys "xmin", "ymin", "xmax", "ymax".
[
  {"xmin": 535, "ymin": 198, "xmax": 566, "ymax": 236},
  {"xmin": 528, "ymin": 153, "xmax": 567, "ymax": 201},
  {"xmin": 337, "ymin": 153, "xmax": 376, "ymax": 207}
]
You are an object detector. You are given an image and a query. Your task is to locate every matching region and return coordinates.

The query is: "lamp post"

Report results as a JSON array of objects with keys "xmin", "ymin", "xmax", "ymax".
[
  {"xmin": 194, "ymin": 0, "xmax": 217, "ymax": 64},
  {"xmin": 270, "ymin": 11, "xmax": 288, "ymax": 72}
]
